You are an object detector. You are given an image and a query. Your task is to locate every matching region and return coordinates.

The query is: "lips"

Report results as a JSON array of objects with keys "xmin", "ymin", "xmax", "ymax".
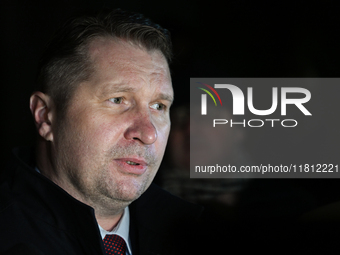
[{"xmin": 114, "ymin": 158, "xmax": 148, "ymax": 175}]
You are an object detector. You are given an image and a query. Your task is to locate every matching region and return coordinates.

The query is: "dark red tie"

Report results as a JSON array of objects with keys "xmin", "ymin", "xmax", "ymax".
[{"xmin": 103, "ymin": 234, "xmax": 127, "ymax": 255}]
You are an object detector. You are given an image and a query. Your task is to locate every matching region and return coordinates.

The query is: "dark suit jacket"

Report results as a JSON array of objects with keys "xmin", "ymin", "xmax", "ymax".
[{"xmin": 0, "ymin": 147, "xmax": 203, "ymax": 255}]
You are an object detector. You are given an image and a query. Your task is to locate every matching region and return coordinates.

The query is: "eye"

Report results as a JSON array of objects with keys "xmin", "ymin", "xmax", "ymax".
[
  {"xmin": 108, "ymin": 97, "xmax": 123, "ymax": 104},
  {"xmin": 150, "ymin": 103, "xmax": 166, "ymax": 111}
]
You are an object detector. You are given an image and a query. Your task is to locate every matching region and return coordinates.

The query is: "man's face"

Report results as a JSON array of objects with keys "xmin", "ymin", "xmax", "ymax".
[{"xmin": 52, "ymin": 38, "xmax": 173, "ymax": 213}]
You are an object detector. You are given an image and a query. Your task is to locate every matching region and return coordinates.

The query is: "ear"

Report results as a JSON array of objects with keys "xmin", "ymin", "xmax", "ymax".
[{"xmin": 30, "ymin": 92, "xmax": 55, "ymax": 142}]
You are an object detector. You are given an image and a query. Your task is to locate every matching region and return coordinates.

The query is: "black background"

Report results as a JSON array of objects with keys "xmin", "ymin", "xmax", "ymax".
[
  {"xmin": 2, "ymin": 0, "xmax": 340, "ymax": 158},
  {"xmin": 1, "ymin": 0, "xmax": 340, "ymax": 245}
]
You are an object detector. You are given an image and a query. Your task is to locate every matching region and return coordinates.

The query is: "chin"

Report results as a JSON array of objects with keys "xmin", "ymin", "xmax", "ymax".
[{"xmin": 110, "ymin": 178, "xmax": 150, "ymax": 202}]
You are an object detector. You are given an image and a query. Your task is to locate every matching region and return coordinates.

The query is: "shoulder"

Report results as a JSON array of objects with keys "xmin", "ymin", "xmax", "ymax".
[
  {"xmin": 128, "ymin": 184, "xmax": 203, "ymax": 255},
  {"xmin": 130, "ymin": 183, "xmax": 203, "ymax": 222}
]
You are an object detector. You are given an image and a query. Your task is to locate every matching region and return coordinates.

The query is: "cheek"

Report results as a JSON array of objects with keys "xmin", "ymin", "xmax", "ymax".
[
  {"xmin": 154, "ymin": 114, "xmax": 171, "ymax": 136},
  {"xmin": 155, "ymin": 124, "xmax": 171, "ymax": 154},
  {"xmin": 81, "ymin": 113, "xmax": 127, "ymax": 148}
]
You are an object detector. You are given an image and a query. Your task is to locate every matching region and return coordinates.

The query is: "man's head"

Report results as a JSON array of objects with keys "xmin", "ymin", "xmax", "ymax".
[
  {"xmin": 36, "ymin": 9, "xmax": 172, "ymax": 115},
  {"xmin": 30, "ymin": 9, "xmax": 173, "ymax": 217}
]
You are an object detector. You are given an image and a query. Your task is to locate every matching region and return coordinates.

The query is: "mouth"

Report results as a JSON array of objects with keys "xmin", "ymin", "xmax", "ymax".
[
  {"xmin": 126, "ymin": 160, "xmax": 140, "ymax": 166},
  {"xmin": 114, "ymin": 158, "xmax": 148, "ymax": 175}
]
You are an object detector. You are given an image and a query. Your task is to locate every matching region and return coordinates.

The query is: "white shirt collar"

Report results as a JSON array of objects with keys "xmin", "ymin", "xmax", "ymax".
[{"xmin": 98, "ymin": 206, "xmax": 132, "ymax": 255}]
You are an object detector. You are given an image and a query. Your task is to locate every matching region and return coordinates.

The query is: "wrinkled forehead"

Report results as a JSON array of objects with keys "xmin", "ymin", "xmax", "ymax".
[
  {"xmin": 88, "ymin": 37, "xmax": 169, "ymax": 75},
  {"xmin": 87, "ymin": 36, "xmax": 169, "ymax": 67},
  {"xmin": 82, "ymin": 37, "xmax": 173, "ymax": 96}
]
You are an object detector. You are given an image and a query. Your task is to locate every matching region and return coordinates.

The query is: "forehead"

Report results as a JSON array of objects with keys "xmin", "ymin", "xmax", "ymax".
[{"xmin": 85, "ymin": 37, "xmax": 173, "ymax": 95}]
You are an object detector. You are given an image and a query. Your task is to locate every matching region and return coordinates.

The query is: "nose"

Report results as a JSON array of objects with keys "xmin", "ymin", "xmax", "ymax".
[{"xmin": 124, "ymin": 112, "xmax": 157, "ymax": 145}]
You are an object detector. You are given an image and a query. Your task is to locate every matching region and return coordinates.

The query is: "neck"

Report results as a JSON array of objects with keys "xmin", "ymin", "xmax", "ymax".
[{"xmin": 97, "ymin": 211, "xmax": 124, "ymax": 231}]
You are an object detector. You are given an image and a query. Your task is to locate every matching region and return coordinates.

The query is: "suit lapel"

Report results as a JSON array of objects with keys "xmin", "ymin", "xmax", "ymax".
[{"xmin": 128, "ymin": 184, "xmax": 203, "ymax": 255}]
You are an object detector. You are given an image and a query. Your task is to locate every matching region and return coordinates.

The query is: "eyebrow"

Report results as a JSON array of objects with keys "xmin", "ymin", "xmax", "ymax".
[
  {"xmin": 98, "ymin": 84, "xmax": 174, "ymax": 104},
  {"xmin": 98, "ymin": 84, "xmax": 136, "ymax": 97},
  {"xmin": 159, "ymin": 93, "xmax": 174, "ymax": 105}
]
